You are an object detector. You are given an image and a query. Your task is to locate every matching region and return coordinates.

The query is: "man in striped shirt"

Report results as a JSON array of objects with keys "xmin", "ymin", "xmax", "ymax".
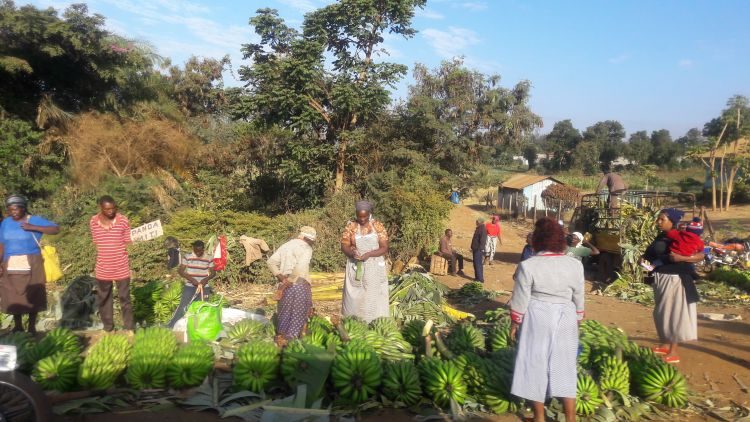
[
  {"xmin": 90, "ymin": 195, "xmax": 134, "ymax": 331},
  {"xmin": 168, "ymin": 240, "xmax": 216, "ymax": 327}
]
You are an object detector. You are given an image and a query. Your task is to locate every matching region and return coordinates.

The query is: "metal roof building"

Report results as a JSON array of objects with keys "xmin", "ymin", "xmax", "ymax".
[{"xmin": 497, "ymin": 174, "xmax": 563, "ymax": 212}]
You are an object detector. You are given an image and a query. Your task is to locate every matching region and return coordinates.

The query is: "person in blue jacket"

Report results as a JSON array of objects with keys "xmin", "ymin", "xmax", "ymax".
[{"xmin": 0, "ymin": 194, "xmax": 60, "ymax": 334}]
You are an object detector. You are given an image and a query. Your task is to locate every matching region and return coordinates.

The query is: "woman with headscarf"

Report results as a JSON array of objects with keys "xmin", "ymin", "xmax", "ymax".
[
  {"xmin": 0, "ymin": 195, "xmax": 60, "ymax": 333},
  {"xmin": 340, "ymin": 200, "xmax": 389, "ymax": 323},
  {"xmin": 509, "ymin": 217, "xmax": 584, "ymax": 422},
  {"xmin": 642, "ymin": 208, "xmax": 703, "ymax": 364}
]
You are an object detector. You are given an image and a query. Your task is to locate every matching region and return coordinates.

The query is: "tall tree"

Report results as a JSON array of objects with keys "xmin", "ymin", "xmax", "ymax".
[
  {"xmin": 675, "ymin": 128, "xmax": 706, "ymax": 150},
  {"xmin": 582, "ymin": 120, "xmax": 625, "ymax": 166},
  {"xmin": 648, "ymin": 129, "xmax": 677, "ymax": 167},
  {"xmin": 237, "ymin": 2, "xmax": 425, "ymax": 190},
  {"xmin": 401, "ymin": 58, "xmax": 542, "ymax": 173},
  {"xmin": 543, "ymin": 120, "xmax": 581, "ymax": 171},
  {"xmin": 623, "ymin": 131, "xmax": 653, "ymax": 166}
]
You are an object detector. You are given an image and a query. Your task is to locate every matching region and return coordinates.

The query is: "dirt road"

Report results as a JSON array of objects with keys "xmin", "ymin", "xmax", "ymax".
[{"xmin": 438, "ymin": 203, "xmax": 750, "ymax": 419}]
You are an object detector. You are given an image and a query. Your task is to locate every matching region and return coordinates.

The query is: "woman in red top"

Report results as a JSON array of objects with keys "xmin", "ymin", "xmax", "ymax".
[{"xmin": 484, "ymin": 215, "xmax": 502, "ymax": 265}]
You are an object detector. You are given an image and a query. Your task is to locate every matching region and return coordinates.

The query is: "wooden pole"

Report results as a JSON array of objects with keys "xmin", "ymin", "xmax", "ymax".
[
  {"xmin": 533, "ymin": 196, "xmax": 537, "ymax": 221},
  {"xmin": 701, "ymin": 206, "xmax": 715, "ymax": 239}
]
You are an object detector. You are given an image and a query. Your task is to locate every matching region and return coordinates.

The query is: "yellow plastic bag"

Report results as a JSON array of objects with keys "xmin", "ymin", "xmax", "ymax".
[{"xmin": 40, "ymin": 245, "xmax": 63, "ymax": 283}]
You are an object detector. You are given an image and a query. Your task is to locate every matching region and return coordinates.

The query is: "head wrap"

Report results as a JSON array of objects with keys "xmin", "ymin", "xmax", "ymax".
[
  {"xmin": 492, "ymin": 215, "xmax": 500, "ymax": 223},
  {"xmin": 661, "ymin": 208, "xmax": 685, "ymax": 228},
  {"xmin": 299, "ymin": 226, "xmax": 317, "ymax": 241},
  {"xmin": 476, "ymin": 217, "xmax": 486, "ymax": 224},
  {"xmin": 686, "ymin": 217, "xmax": 703, "ymax": 236},
  {"xmin": 571, "ymin": 232, "xmax": 584, "ymax": 245},
  {"xmin": 355, "ymin": 200, "xmax": 373, "ymax": 214},
  {"xmin": 6, "ymin": 194, "xmax": 27, "ymax": 209}
]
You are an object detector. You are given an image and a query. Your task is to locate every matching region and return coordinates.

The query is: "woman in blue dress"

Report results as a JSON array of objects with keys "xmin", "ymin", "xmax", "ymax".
[{"xmin": 0, "ymin": 195, "xmax": 59, "ymax": 334}]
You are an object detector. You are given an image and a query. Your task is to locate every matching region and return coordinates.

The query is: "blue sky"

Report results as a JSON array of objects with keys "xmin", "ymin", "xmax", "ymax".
[{"xmin": 26, "ymin": 0, "xmax": 750, "ymax": 137}]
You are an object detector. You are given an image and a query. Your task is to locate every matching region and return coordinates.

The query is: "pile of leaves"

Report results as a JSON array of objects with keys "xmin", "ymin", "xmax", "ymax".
[
  {"xmin": 389, "ymin": 271, "xmax": 453, "ymax": 324},
  {"xmin": 448, "ymin": 282, "xmax": 500, "ymax": 307},
  {"xmin": 708, "ymin": 268, "xmax": 750, "ymax": 293}
]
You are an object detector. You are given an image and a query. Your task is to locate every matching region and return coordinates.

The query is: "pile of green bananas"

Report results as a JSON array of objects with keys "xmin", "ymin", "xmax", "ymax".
[
  {"xmin": 132, "ymin": 280, "xmax": 163, "ymax": 325},
  {"xmin": 32, "ymin": 352, "xmax": 81, "ymax": 392},
  {"xmin": 233, "ymin": 340, "xmax": 280, "ymax": 393},
  {"xmin": 167, "ymin": 342, "xmax": 215, "ymax": 388},
  {"xmin": 576, "ymin": 373, "xmax": 603, "ymax": 416},
  {"xmin": 400, "ymin": 319, "xmax": 434, "ymax": 355},
  {"xmin": 598, "ymin": 355, "xmax": 630, "ymax": 396},
  {"xmin": 445, "ymin": 323, "xmax": 485, "ymax": 355},
  {"xmin": 381, "ymin": 361, "xmax": 421, "ymax": 406},
  {"xmin": 633, "ymin": 360, "xmax": 688, "ymax": 408},
  {"xmin": 227, "ymin": 319, "xmax": 274, "ymax": 343},
  {"xmin": 153, "ymin": 281, "xmax": 182, "ymax": 323},
  {"xmin": 27, "ymin": 327, "xmax": 81, "ymax": 364},
  {"xmin": 308, "ymin": 315, "xmax": 333, "ymax": 334},
  {"xmin": 126, "ymin": 327, "xmax": 178, "ymax": 389},
  {"xmin": 78, "ymin": 333, "xmax": 131, "ymax": 390},
  {"xmin": 340, "ymin": 316, "xmax": 368, "ymax": 341},
  {"xmin": 419, "ymin": 358, "xmax": 467, "ymax": 407},
  {"xmin": 331, "ymin": 345, "xmax": 382, "ymax": 404},
  {"xmin": 486, "ymin": 318, "xmax": 512, "ymax": 351}
]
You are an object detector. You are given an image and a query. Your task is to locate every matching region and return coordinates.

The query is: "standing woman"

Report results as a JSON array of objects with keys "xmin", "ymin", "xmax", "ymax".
[
  {"xmin": 642, "ymin": 208, "xmax": 702, "ymax": 364},
  {"xmin": 0, "ymin": 195, "xmax": 60, "ymax": 334},
  {"xmin": 340, "ymin": 200, "xmax": 389, "ymax": 323},
  {"xmin": 509, "ymin": 217, "xmax": 584, "ymax": 422}
]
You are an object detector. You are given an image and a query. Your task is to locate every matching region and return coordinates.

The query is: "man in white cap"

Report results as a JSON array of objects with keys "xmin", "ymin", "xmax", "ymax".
[
  {"xmin": 565, "ymin": 231, "xmax": 600, "ymax": 261},
  {"xmin": 266, "ymin": 226, "xmax": 316, "ymax": 345}
]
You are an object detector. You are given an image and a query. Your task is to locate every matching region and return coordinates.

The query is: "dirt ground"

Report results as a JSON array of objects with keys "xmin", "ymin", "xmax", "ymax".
[{"xmin": 52, "ymin": 200, "xmax": 750, "ymax": 422}]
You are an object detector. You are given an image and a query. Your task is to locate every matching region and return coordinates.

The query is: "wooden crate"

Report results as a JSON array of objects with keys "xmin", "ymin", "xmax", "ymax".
[{"xmin": 430, "ymin": 255, "xmax": 448, "ymax": 276}]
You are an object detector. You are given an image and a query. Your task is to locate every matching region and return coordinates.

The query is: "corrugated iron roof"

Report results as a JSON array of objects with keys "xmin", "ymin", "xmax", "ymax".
[{"xmin": 500, "ymin": 174, "xmax": 563, "ymax": 190}]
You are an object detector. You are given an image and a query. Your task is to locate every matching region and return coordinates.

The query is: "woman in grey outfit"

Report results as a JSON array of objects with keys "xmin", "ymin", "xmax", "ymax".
[{"xmin": 509, "ymin": 217, "xmax": 584, "ymax": 422}]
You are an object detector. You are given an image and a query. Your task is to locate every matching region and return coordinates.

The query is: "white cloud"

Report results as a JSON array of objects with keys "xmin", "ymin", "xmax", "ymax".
[
  {"xmin": 416, "ymin": 8, "xmax": 445, "ymax": 20},
  {"xmin": 459, "ymin": 2, "xmax": 488, "ymax": 11},
  {"xmin": 276, "ymin": 0, "xmax": 318, "ymax": 12},
  {"xmin": 422, "ymin": 26, "xmax": 481, "ymax": 58},
  {"xmin": 678, "ymin": 59, "xmax": 693, "ymax": 68},
  {"xmin": 608, "ymin": 53, "xmax": 631, "ymax": 64}
]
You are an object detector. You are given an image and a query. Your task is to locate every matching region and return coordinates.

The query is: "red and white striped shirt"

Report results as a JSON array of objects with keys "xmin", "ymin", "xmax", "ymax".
[{"xmin": 89, "ymin": 214, "xmax": 131, "ymax": 280}]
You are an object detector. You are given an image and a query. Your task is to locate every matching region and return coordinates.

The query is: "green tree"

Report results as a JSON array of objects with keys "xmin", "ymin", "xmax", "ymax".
[
  {"xmin": 0, "ymin": 1, "xmax": 161, "ymax": 121},
  {"xmin": 572, "ymin": 141, "xmax": 600, "ymax": 175},
  {"xmin": 522, "ymin": 143, "xmax": 538, "ymax": 170},
  {"xmin": 400, "ymin": 59, "xmax": 542, "ymax": 174},
  {"xmin": 542, "ymin": 120, "xmax": 581, "ymax": 171},
  {"xmin": 623, "ymin": 130, "xmax": 653, "ymax": 166},
  {"xmin": 167, "ymin": 55, "xmax": 230, "ymax": 117},
  {"xmin": 582, "ymin": 120, "xmax": 625, "ymax": 166},
  {"xmin": 648, "ymin": 129, "xmax": 678, "ymax": 167},
  {"xmin": 237, "ymin": 2, "xmax": 425, "ymax": 191},
  {"xmin": 675, "ymin": 128, "xmax": 705, "ymax": 150}
]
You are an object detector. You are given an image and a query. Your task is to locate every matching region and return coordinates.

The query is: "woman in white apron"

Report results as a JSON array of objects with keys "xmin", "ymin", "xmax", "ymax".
[{"xmin": 340, "ymin": 200, "xmax": 389, "ymax": 323}]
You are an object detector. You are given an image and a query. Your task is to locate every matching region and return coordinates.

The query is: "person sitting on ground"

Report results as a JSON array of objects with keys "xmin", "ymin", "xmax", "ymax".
[
  {"xmin": 439, "ymin": 229, "xmax": 464, "ymax": 276},
  {"xmin": 520, "ymin": 232, "xmax": 534, "ymax": 262},
  {"xmin": 565, "ymin": 232, "xmax": 600, "ymax": 261},
  {"xmin": 168, "ymin": 240, "xmax": 216, "ymax": 328}
]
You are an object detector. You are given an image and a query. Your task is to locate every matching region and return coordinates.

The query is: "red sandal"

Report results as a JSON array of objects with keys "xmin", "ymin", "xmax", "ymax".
[
  {"xmin": 651, "ymin": 346, "xmax": 669, "ymax": 355},
  {"xmin": 663, "ymin": 355, "xmax": 680, "ymax": 364}
]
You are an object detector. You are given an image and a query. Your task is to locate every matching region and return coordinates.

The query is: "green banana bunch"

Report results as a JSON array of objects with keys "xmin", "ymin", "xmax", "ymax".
[
  {"xmin": 419, "ymin": 358, "xmax": 467, "ymax": 407},
  {"xmin": 132, "ymin": 280, "xmax": 163, "ymax": 324},
  {"xmin": 233, "ymin": 340, "xmax": 280, "ymax": 393},
  {"xmin": 27, "ymin": 328, "xmax": 80, "ymax": 364},
  {"xmin": 307, "ymin": 315, "xmax": 333, "ymax": 335},
  {"xmin": 78, "ymin": 333, "xmax": 131, "ymax": 390},
  {"xmin": 400, "ymin": 319, "xmax": 433, "ymax": 355},
  {"xmin": 280, "ymin": 340, "xmax": 308, "ymax": 386},
  {"xmin": 487, "ymin": 318, "xmax": 512, "ymax": 351},
  {"xmin": 126, "ymin": 327, "xmax": 178, "ymax": 389},
  {"xmin": 576, "ymin": 373, "xmax": 603, "ymax": 416},
  {"xmin": 227, "ymin": 319, "xmax": 274, "ymax": 343},
  {"xmin": 340, "ymin": 316, "xmax": 368, "ymax": 340},
  {"xmin": 369, "ymin": 317, "xmax": 399, "ymax": 337},
  {"xmin": 301, "ymin": 329, "xmax": 327, "ymax": 348},
  {"xmin": 636, "ymin": 362, "xmax": 688, "ymax": 408},
  {"xmin": 167, "ymin": 342, "xmax": 215, "ymax": 388},
  {"xmin": 598, "ymin": 355, "xmax": 630, "ymax": 395},
  {"xmin": 325, "ymin": 331, "xmax": 342, "ymax": 350},
  {"xmin": 445, "ymin": 322, "xmax": 485, "ymax": 355},
  {"xmin": 32, "ymin": 352, "xmax": 81, "ymax": 392},
  {"xmin": 331, "ymin": 347, "xmax": 382, "ymax": 404},
  {"xmin": 153, "ymin": 281, "xmax": 182, "ymax": 323},
  {"xmin": 381, "ymin": 361, "xmax": 422, "ymax": 406}
]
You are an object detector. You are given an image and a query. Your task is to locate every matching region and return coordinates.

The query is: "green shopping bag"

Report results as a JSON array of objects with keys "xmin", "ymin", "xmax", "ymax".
[{"xmin": 186, "ymin": 289, "xmax": 222, "ymax": 342}]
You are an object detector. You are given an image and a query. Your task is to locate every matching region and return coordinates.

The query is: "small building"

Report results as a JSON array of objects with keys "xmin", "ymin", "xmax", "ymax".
[{"xmin": 497, "ymin": 174, "xmax": 564, "ymax": 211}]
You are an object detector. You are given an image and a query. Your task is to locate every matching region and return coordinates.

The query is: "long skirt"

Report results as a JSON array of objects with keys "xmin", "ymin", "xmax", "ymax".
[
  {"xmin": 277, "ymin": 282, "xmax": 312, "ymax": 339},
  {"xmin": 0, "ymin": 254, "xmax": 46, "ymax": 314},
  {"xmin": 511, "ymin": 299, "xmax": 578, "ymax": 402},
  {"xmin": 652, "ymin": 272, "xmax": 697, "ymax": 343},
  {"xmin": 341, "ymin": 257, "xmax": 389, "ymax": 323}
]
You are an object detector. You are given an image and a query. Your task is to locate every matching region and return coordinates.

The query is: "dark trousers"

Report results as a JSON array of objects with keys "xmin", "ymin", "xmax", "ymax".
[
  {"xmin": 441, "ymin": 252, "xmax": 464, "ymax": 274},
  {"xmin": 96, "ymin": 279, "xmax": 134, "ymax": 331},
  {"xmin": 472, "ymin": 250, "xmax": 484, "ymax": 282},
  {"xmin": 167, "ymin": 284, "xmax": 212, "ymax": 328}
]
